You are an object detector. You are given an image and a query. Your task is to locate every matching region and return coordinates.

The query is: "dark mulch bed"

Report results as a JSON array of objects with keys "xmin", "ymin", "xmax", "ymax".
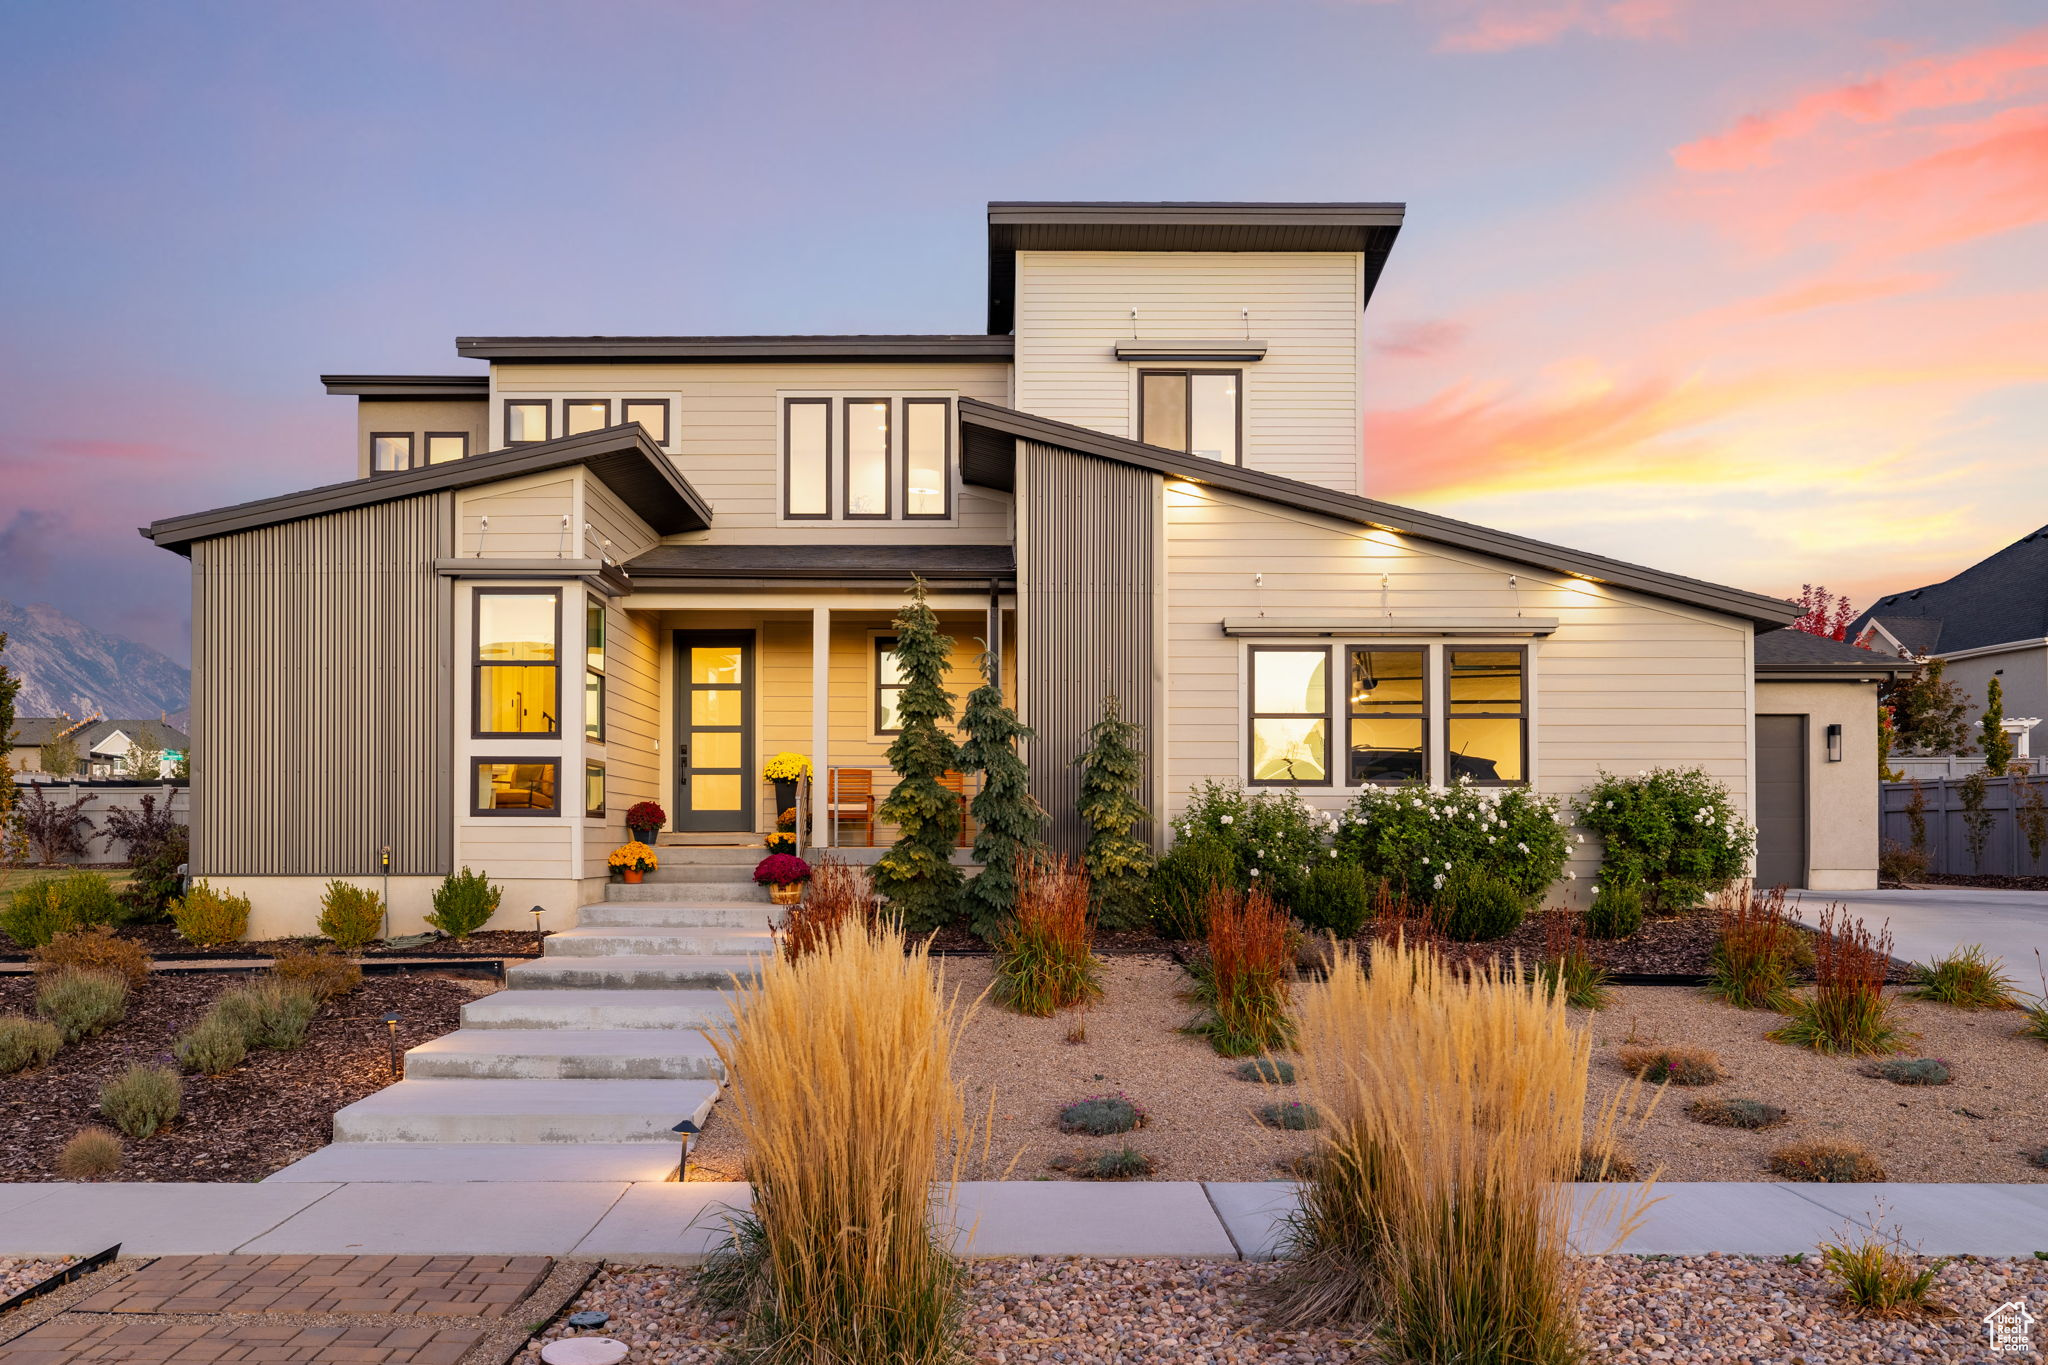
[
  {"xmin": 0, "ymin": 970, "xmax": 482, "ymax": 1182},
  {"xmin": 1913, "ymin": 871, "xmax": 2048, "ymax": 892},
  {"xmin": 0, "ymin": 926, "xmax": 543, "ymax": 964}
]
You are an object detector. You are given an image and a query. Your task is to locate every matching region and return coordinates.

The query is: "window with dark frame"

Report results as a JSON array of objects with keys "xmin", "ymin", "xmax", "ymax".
[
  {"xmin": 564, "ymin": 399, "xmax": 611, "ymax": 436},
  {"xmin": 424, "ymin": 432, "xmax": 469, "ymax": 465},
  {"xmin": 473, "ymin": 759, "xmax": 560, "ymax": 815},
  {"xmin": 585, "ymin": 761, "xmax": 606, "ymax": 818},
  {"xmin": 843, "ymin": 398, "xmax": 891, "ymax": 518},
  {"xmin": 370, "ymin": 433, "xmax": 413, "ymax": 473},
  {"xmin": 1139, "ymin": 370, "xmax": 1241, "ymax": 464},
  {"xmin": 875, "ymin": 635, "xmax": 905, "ymax": 734},
  {"xmin": 585, "ymin": 598, "xmax": 606, "ymax": 742},
  {"xmin": 474, "ymin": 589, "xmax": 561, "ymax": 737},
  {"xmin": 621, "ymin": 400, "xmax": 670, "ymax": 445},
  {"xmin": 784, "ymin": 398, "xmax": 831, "ymax": 519},
  {"xmin": 1247, "ymin": 646, "xmax": 1329, "ymax": 785},
  {"xmin": 1445, "ymin": 648, "xmax": 1526, "ymax": 784},
  {"xmin": 504, "ymin": 400, "xmax": 551, "ymax": 444},
  {"xmin": 902, "ymin": 398, "xmax": 952, "ymax": 519},
  {"xmin": 1347, "ymin": 647, "xmax": 1429, "ymax": 785}
]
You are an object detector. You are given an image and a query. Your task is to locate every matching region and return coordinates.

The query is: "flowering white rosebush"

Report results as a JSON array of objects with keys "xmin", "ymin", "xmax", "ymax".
[
  {"xmin": 1333, "ymin": 779, "xmax": 1570, "ymax": 907},
  {"xmin": 1575, "ymin": 767, "xmax": 1754, "ymax": 911}
]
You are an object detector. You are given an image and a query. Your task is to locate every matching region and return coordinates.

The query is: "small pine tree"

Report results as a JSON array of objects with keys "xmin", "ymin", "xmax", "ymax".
[
  {"xmin": 871, "ymin": 578, "xmax": 963, "ymax": 932},
  {"xmin": 0, "ymin": 635, "xmax": 19, "ymax": 866},
  {"xmin": 1982, "ymin": 678, "xmax": 2015, "ymax": 775},
  {"xmin": 958, "ymin": 650, "xmax": 1045, "ymax": 940},
  {"xmin": 1074, "ymin": 694, "xmax": 1154, "ymax": 930}
]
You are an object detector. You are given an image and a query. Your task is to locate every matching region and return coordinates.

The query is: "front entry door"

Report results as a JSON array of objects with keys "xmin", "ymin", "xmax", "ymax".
[{"xmin": 674, "ymin": 631, "xmax": 755, "ymax": 833}]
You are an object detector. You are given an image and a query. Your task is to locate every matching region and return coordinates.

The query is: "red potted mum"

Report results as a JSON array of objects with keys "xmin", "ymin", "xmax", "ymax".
[
  {"xmin": 754, "ymin": 853, "xmax": 811, "ymax": 906},
  {"xmin": 626, "ymin": 801, "xmax": 666, "ymax": 844}
]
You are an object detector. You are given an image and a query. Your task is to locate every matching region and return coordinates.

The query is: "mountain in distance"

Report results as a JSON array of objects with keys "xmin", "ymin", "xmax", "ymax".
[{"xmin": 0, "ymin": 600, "xmax": 190, "ymax": 726}]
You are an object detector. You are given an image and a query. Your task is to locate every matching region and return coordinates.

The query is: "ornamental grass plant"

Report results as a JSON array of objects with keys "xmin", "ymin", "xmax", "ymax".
[
  {"xmin": 1188, "ymin": 886, "xmax": 1296, "ymax": 1057},
  {"xmin": 991, "ymin": 858, "xmax": 1101, "ymax": 1017},
  {"xmin": 1769, "ymin": 907, "xmax": 1911, "ymax": 1057},
  {"xmin": 776, "ymin": 855, "xmax": 875, "ymax": 963},
  {"xmin": 1819, "ymin": 1221, "xmax": 1948, "ymax": 1317},
  {"xmin": 701, "ymin": 918, "xmax": 972, "ymax": 1365},
  {"xmin": 1907, "ymin": 943, "xmax": 2020, "ymax": 1009},
  {"xmin": 1270, "ymin": 935, "xmax": 1655, "ymax": 1361},
  {"xmin": 1536, "ymin": 910, "xmax": 1612, "ymax": 1010},
  {"xmin": 56, "ymin": 1125, "xmax": 123, "ymax": 1179},
  {"xmin": 1704, "ymin": 884, "xmax": 1807, "ymax": 1010}
]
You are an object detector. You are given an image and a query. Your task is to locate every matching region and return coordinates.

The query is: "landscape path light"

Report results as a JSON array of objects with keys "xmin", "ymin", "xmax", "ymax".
[{"xmin": 382, "ymin": 1012, "xmax": 401, "ymax": 1079}]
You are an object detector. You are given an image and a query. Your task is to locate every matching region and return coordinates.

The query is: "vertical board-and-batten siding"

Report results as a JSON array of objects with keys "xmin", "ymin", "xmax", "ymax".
[
  {"xmin": 190, "ymin": 495, "xmax": 454, "ymax": 877},
  {"xmin": 1018, "ymin": 441, "xmax": 1159, "ymax": 854}
]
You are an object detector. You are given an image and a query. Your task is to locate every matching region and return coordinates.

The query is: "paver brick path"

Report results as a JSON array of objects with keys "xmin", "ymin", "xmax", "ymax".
[
  {"xmin": 74, "ymin": 1255, "xmax": 554, "ymax": 1319},
  {"xmin": 0, "ymin": 1317, "xmax": 484, "ymax": 1363}
]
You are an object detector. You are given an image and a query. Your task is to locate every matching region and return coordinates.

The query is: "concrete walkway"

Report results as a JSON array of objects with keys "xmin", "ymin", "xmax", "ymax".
[
  {"xmin": 1, "ymin": 1181, "xmax": 2042, "ymax": 1262},
  {"xmin": 1790, "ymin": 887, "xmax": 2048, "ymax": 991}
]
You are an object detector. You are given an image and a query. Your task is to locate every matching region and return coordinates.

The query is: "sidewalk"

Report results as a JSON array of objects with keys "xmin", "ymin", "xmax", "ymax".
[{"xmin": 2, "ymin": 1180, "xmax": 2043, "ymax": 1262}]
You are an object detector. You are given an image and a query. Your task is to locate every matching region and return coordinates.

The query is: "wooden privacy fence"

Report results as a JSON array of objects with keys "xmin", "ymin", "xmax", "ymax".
[{"xmin": 1880, "ymin": 774, "xmax": 2048, "ymax": 876}]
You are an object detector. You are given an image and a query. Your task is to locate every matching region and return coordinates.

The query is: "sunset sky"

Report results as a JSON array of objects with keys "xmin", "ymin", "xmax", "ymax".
[{"xmin": 2, "ymin": 1, "xmax": 2044, "ymax": 664}]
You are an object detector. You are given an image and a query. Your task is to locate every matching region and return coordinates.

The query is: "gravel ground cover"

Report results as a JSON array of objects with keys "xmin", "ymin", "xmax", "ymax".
[
  {"xmin": 0, "ymin": 1258, "xmax": 78, "ymax": 1305},
  {"xmin": 688, "ymin": 960, "xmax": 2048, "ymax": 1184},
  {"xmin": 524, "ymin": 1256, "xmax": 2048, "ymax": 1364},
  {"xmin": 0, "ymin": 970, "xmax": 489, "ymax": 1181}
]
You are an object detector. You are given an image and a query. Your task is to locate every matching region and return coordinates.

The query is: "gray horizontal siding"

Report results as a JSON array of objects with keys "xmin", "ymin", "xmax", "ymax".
[{"xmin": 190, "ymin": 494, "xmax": 454, "ymax": 877}]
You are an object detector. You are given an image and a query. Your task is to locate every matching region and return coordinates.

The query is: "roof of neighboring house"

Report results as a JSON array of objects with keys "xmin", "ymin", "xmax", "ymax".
[
  {"xmin": 11, "ymin": 718, "xmax": 190, "ymax": 753},
  {"xmin": 454, "ymin": 335, "xmax": 1014, "ymax": 363},
  {"xmin": 1753, "ymin": 629, "xmax": 1914, "ymax": 677},
  {"xmin": 623, "ymin": 543, "xmax": 1015, "ymax": 583},
  {"xmin": 144, "ymin": 424, "xmax": 711, "ymax": 556},
  {"xmin": 1846, "ymin": 525, "xmax": 2048, "ymax": 657},
  {"xmin": 986, "ymin": 201, "xmax": 1406, "ymax": 333},
  {"xmin": 9, "ymin": 717, "xmax": 81, "ymax": 747},
  {"xmin": 321, "ymin": 375, "xmax": 489, "ymax": 398},
  {"xmin": 956, "ymin": 398, "xmax": 1802, "ymax": 630}
]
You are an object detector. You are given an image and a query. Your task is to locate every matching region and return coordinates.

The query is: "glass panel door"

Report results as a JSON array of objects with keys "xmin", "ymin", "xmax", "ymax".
[{"xmin": 673, "ymin": 631, "xmax": 755, "ymax": 832}]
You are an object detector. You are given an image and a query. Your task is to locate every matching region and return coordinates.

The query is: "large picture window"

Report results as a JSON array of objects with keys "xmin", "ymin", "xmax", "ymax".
[
  {"xmin": 1446, "ymin": 648, "xmax": 1526, "ymax": 784},
  {"xmin": 475, "ymin": 590, "xmax": 561, "ymax": 737},
  {"xmin": 474, "ymin": 759, "xmax": 559, "ymax": 815},
  {"xmin": 1248, "ymin": 647, "xmax": 1329, "ymax": 785},
  {"xmin": 584, "ymin": 598, "xmax": 606, "ymax": 742},
  {"xmin": 782, "ymin": 396, "xmax": 952, "ymax": 523},
  {"xmin": 1348, "ymin": 647, "xmax": 1428, "ymax": 785},
  {"xmin": 1139, "ymin": 370, "xmax": 1241, "ymax": 464},
  {"xmin": 874, "ymin": 635, "xmax": 905, "ymax": 734}
]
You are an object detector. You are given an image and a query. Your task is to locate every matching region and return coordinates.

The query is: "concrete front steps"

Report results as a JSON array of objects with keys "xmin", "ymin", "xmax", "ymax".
[{"xmin": 268, "ymin": 890, "xmax": 774, "ymax": 1184}]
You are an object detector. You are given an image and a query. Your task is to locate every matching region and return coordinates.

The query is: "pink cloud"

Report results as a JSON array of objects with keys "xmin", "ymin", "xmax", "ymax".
[
  {"xmin": 1435, "ymin": 0, "xmax": 1682, "ymax": 53},
  {"xmin": 1374, "ymin": 318, "xmax": 1470, "ymax": 358}
]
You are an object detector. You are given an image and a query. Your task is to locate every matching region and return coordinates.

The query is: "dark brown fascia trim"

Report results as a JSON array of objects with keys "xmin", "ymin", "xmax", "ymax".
[
  {"xmin": 321, "ymin": 374, "xmax": 489, "ymax": 398},
  {"xmin": 456, "ymin": 335, "xmax": 1015, "ymax": 362},
  {"xmin": 1754, "ymin": 663, "xmax": 1912, "ymax": 678},
  {"xmin": 957, "ymin": 398, "xmax": 1802, "ymax": 630},
  {"xmin": 986, "ymin": 201, "xmax": 1407, "ymax": 228},
  {"xmin": 629, "ymin": 568, "xmax": 1018, "ymax": 585},
  {"xmin": 145, "ymin": 423, "xmax": 711, "ymax": 555}
]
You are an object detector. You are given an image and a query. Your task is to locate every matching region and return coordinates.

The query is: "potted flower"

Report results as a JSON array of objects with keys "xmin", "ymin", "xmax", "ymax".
[
  {"xmin": 754, "ymin": 852, "xmax": 811, "ymax": 906},
  {"xmin": 763, "ymin": 830, "xmax": 797, "ymax": 855},
  {"xmin": 609, "ymin": 841, "xmax": 658, "ymax": 884},
  {"xmin": 625, "ymin": 801, "xmax": 666, "ymax": 845},
  {"xmin": 762, "ymin": 753, "xmax": 813, "ymax": 825}
]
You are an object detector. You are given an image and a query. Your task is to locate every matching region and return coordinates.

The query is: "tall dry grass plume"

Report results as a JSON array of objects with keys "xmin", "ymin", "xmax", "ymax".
[
  {"xmin": 1705, "ymin": 885, "xmax": 1805, "ymax": 1009},
  {"xmin": 1769, "ymin": 906, "xmax": 1909, "ymax": 1056},
  {"xmin": 1272, "ymin": 935, "xmax": 1656, "ymax": 1362},
  {"xmin": 777, "ymin": 854, "xmax": 876, "ymax": 961},
  {"xmin": 1191, "ymin": 886, "xmax": 1296, "ymax": 1056},
  {"xmin": 704, "ymin": 917, "xmax": 972, "ymax": 1364},
  {"xmin": 992, "ymin": 858, "xmax": 1101, "ymax": 1016}
]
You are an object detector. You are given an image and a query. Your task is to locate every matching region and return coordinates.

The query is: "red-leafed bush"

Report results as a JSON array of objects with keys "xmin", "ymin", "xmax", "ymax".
[{"xmin": 754, "ymin": 854, "xmax": 812, "ymax": 886}]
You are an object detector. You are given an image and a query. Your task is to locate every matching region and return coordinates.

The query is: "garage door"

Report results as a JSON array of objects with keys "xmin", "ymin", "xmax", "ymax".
[{"xmin": 1755, "ymin": 714, "xmax": 1808, "ymax": 890}]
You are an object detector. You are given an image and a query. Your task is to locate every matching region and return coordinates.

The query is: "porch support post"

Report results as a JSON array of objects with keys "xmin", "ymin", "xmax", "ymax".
[{"xmin": 811, "ymin": 604, "xmax": 831, "ymax": 849}]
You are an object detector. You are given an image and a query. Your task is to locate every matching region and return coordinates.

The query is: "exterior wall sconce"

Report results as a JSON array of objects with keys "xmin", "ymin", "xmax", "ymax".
[{"xmin": 1825, "ymin": 724, "xmax": 1842, "ymax": 763}]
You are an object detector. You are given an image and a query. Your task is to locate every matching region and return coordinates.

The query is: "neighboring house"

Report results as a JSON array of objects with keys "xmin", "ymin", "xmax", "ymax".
[
  {"xmin": 147, "ymin": 199, "xmax": 1873, "ymax": 938},
  {"xmin": 8, "ymin": 715, "xmax": 189, "ymax": 780},
  {"xmin": 1850, "ymin": 525, "xmax": 2048, "ymax": 751}
]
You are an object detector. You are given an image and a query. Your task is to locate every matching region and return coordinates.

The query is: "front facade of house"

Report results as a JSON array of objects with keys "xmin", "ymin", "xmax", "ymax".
[{"xmin": 150, "ymin": 202, "xmax": 1850, "ymax": 938}]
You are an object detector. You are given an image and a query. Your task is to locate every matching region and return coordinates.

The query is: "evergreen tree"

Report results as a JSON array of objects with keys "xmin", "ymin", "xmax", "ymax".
[
  {"xmin": 1982, "ymin": 677, "xmax": 2015, "ymax": 775},
  {"xmin": 0, "ymin": 634, "xmax": 18, "ymax": 865},
  {"xmin": 1073, "ymin": 694, "xmax": 1155, "ymax": 930},
  {"xmin": 958, "ymin": 650, "xmax": 1044, "ymax": 940},
  {"xmin": 871, "ymin": 578, "xmax": 963, "ymax": 931}
]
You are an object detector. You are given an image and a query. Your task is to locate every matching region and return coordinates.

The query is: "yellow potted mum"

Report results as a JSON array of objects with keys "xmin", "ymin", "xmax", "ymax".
[
  {"xmin": 608, "ymin": 841, "xmax": 658, "ymax": 884},
  {"xmin": 763, "ymin": 752, "xmax": 813, "ymax": 821}
]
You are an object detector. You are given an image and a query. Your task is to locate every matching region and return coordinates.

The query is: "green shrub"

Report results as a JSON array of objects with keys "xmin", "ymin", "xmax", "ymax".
[
  {"xmin": 56, "ymin": 1125, "xmax": 123, "ymax": 1179},
  {"xmin": 170, "ymin": 881, "xmax": 250, "ymax": 948},
  {"xmin": 1, "ymin": 871, "xmax": 124, "ymax": 948},
  {"xmin": 99, "ymin": 1063, "xmax": 180, "ymax": 1139},
  {"xmin": 426, "ymin": 867, "xmax": 501, "ymax": 939},
  {"xmin": 1056, "ymin": 1095, "xmax": 1146, "ymax": 1136},
  {"xmin": 1577, "ymin": 768, "xmax": 1753, "ymax": 911},
  {"xmin": 31, "ymin": 926, "xmax": 152, "ymax": 989},
  {"xmin": 1149, "ymin": 835, "xmax": 1237, "ymax": 940},
  {"xmin": 35, "ymin": 968, "xmax": 128, "ymax": 1042},
  {"xmin": 1860, "ymin": 1057, "xmax": 1952, "ymax": 1086},
  {"xmin": 1258, "ymin": 1100, "xmax": 1321, "ymax": 1130},
  {"xmin": 1908, "ymin": 945, "xmax": 2019, "ymax": 1009},
  {"xmin": 0, "ymin": 1015, "xmax": 64, "ymax": 1073},
  {"xmin": 215, "ymin": 980, "xmax": 322, "ymax": 1050},
  {"xmin": 1050, "ymin": 1146, "xmax": 1155, "ymax": 1180},
  {"xmin": 1438, "ymin": 866, "xmax": 1526, "ymax": 942},
  {"xmin": 1172, "ymin": 781, "xmax": 1329, "ymax": 890},
  {"xmin": 316, "ymin": 881, "xmax": 383, "ymax": 951},
  {"xmin": 1335, "ymin": 781, "xmax": 1569, "ymax": 908},
  {"xmin": 173, "ymin": 1014, "xmax": 248, "ymax": 1076},
  {"xmin": 1584, "ymin": 876, "xmax": 1645, "ymax": 940},
  {"xmin": 122, "ymin": 823, "xmax": 189, "ymax": 923},
  {"xmin": 1236, "ymin": 1057, "xmax": 1296, "ymax": 1084},
  {"xmin": 270, "ymin": 947, "xmax": 361, "ymax": 1002},
  {"xmin": 1289, "ymin": 861, "xmax": 1370, "ymax": 939},
  {"xmin": 1769, "ymin": 1137, "xmax": 1886, "ymax": 1182},
  {"xmin": 1687, "ymin": 1096, "xmax": 1788, "ymax": 1129}
]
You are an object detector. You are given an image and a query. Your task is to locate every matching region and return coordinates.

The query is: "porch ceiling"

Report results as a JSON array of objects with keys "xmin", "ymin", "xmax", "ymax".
[{"xmin": 622, "ymin": 542, "xmax": 1015, "ymax": 583}]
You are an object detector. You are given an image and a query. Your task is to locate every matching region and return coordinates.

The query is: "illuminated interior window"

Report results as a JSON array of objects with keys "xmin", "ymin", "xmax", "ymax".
[
  {"xmin": 1248, "ymin": 647, "xmax": 1329, "ymax": 785},
  {"xmin": 475, "ymin": 591, "xmax": 560, "ymax": 736}
]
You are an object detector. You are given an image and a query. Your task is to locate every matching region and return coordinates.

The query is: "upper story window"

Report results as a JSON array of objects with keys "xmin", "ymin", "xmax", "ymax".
[
  {"xmin": 505, "ymin": 401, "xmax": 551, "ymax": 445},
  {"xmin": 622, "ymin": 400, "xmax": 669, "ymax": 444},
  {"xmin": 475, "ymin": 589, "xmax": 560, "ymax": 737},
  {"xmin": 370, "ymin": 433, "xmax": 413, "ymax": 473},
  {"xmin": 565, "ymin": 400, "xmax": 611, "ymax": 436},
  {"xmin": 1139, "ymin": 370, "xmax": 1240, "ymax": 464},
  {"xmin": 783, "ymin": 396, "xmax": 955, "ymax": 523},
  {"xmin": 425, "ymin": 432, "xmax": 469, "ymax": 465},
  {"xmin": 585, "ymin": 598, "xmax": 606, "ymax": 743}
]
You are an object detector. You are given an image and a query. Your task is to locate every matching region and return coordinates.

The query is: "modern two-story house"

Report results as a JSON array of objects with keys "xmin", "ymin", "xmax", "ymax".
[{"xmin": 146, "ymin": 201, "xmax": 1881, "ymax": 937}]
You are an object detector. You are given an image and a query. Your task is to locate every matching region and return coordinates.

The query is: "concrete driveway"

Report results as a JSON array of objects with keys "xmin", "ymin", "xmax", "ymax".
[{"xmin": 1787, "ymin": 887, "xmax": 2048, "ymax": 996}]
